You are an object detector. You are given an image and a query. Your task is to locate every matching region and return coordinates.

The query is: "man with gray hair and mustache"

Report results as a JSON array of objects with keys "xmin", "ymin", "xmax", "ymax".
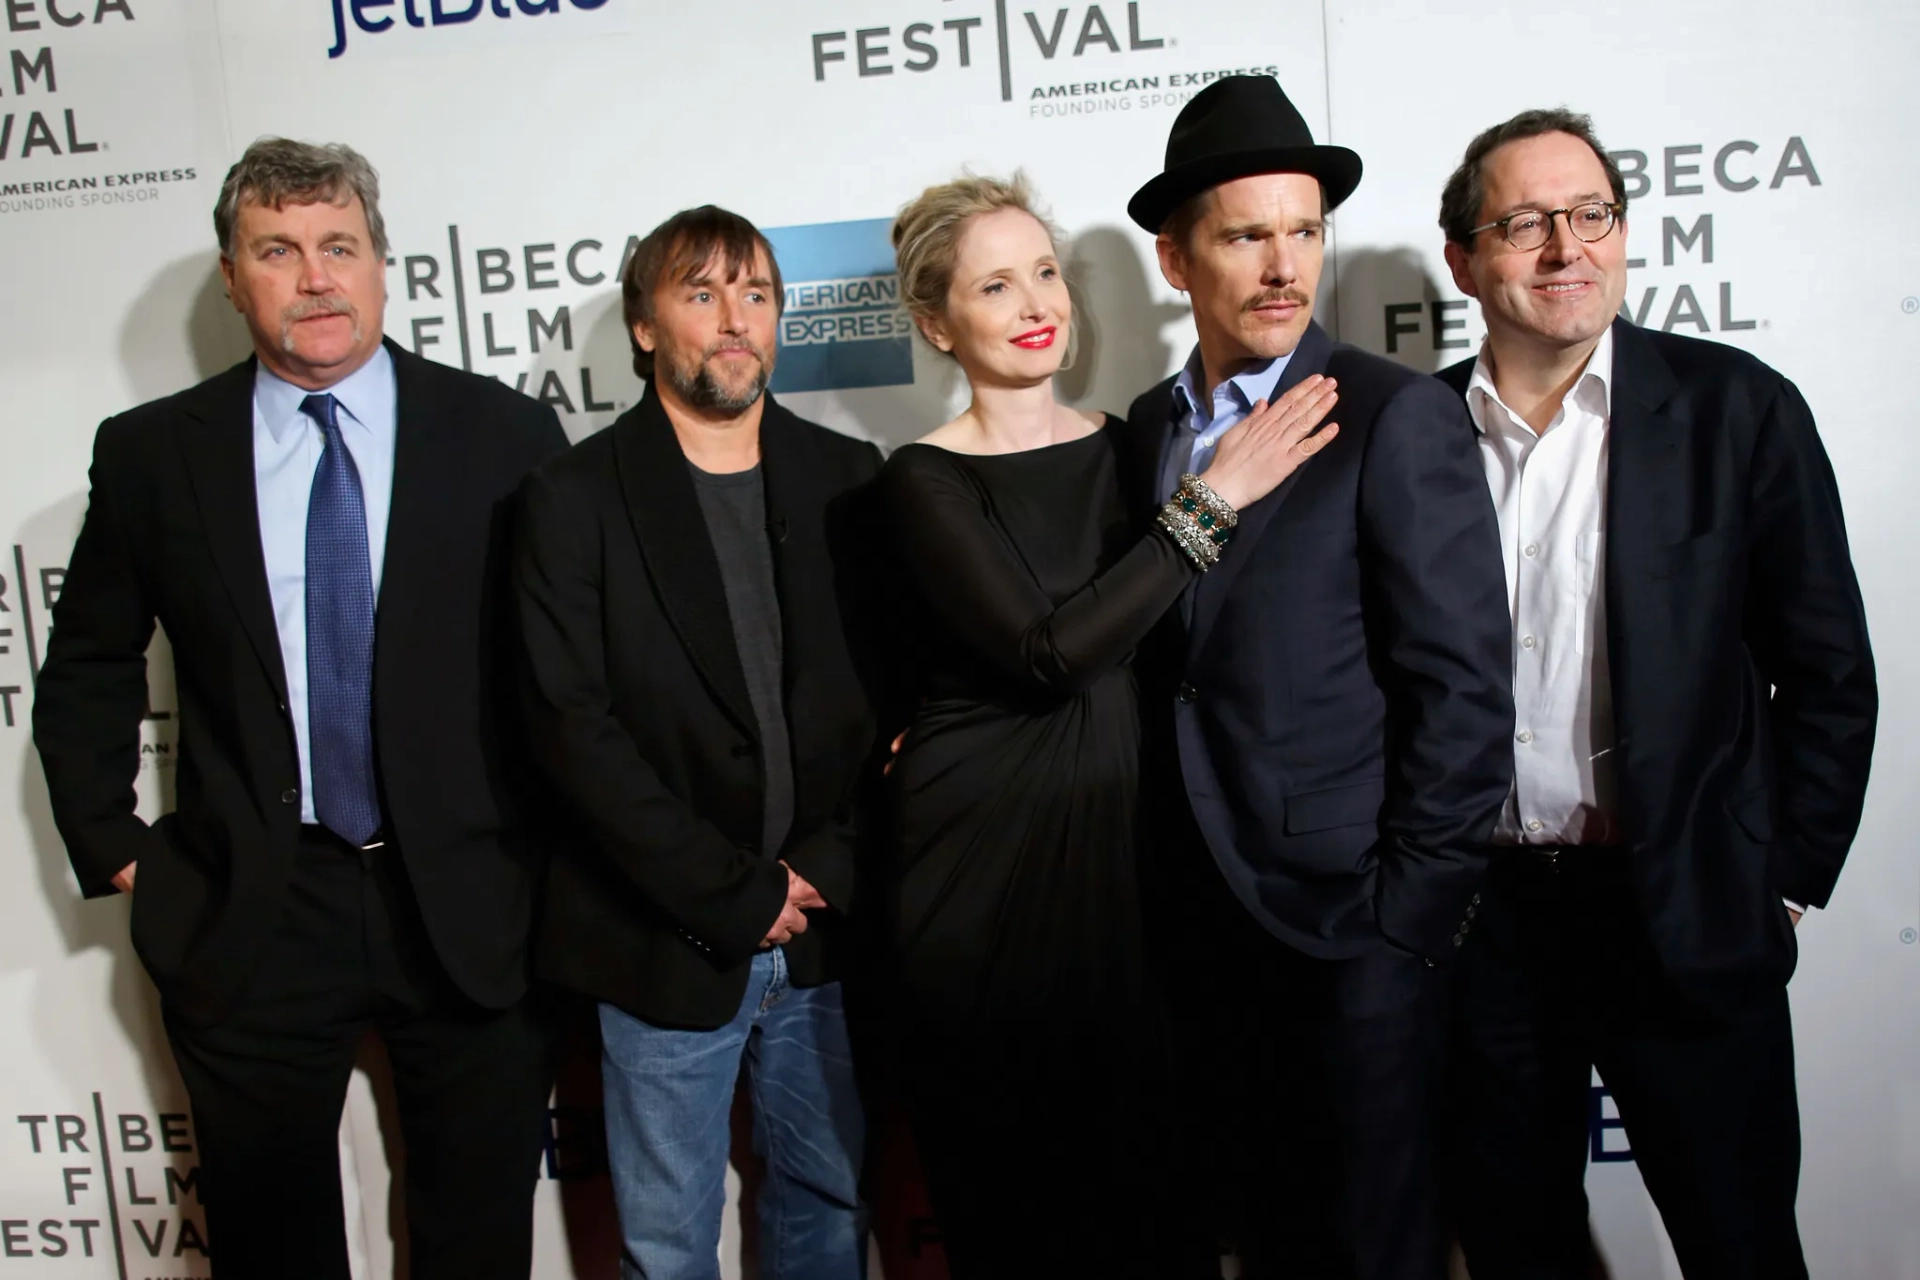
[{"xmin": 33, "ymin": 137, "xmax": 567, "ymax": 1278}]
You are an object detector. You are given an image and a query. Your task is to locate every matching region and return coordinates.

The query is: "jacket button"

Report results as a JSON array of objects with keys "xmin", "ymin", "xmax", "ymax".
[
  {"xmin": 276, "ymin": 701, "xmax": 288, "ymax": 716},
  {"xmin": 1452, "ymin": 932, "xmax": 1466, "ymax": 947},
  {"xmin": 1465, "ymin": 904, "xmax": 1477, "ymax": 920},
  {"xmin": 1176, "ymin": 684, "xmax": 1198, "ymax": 704},
  {"xmin": 280, "ymin": 788, "xmax": 299, "ymax": 805}
]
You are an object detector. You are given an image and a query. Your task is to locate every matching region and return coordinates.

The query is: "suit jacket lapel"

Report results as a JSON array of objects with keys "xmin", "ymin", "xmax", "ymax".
[
  {"xmin": 1604, "ymin": 319, "xmax": 1687, "ymax": 569},
  {"xmin": 375, "ymin": 340, "xmax": 458, "ymax": 680},
  {"xmin": 613, "ymin": 386, "xmax": 758, "ymax": 739},
  {"xmin": 758, "ymin": 396, "xmax": 826, "ymax": 710},
  {"xmin": 179, "ymin": 356, "xmax": 290, "ymax": 705},
  {"xmin": 1187, "ymin": 321, "xmax": 1334, "ymax": 658}
]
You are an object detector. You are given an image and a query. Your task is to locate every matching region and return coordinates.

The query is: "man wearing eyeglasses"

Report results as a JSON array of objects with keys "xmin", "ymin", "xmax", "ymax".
[{"xmin": 1433, "ymin": 108, "xmax": 1877, "ymax": 1280}]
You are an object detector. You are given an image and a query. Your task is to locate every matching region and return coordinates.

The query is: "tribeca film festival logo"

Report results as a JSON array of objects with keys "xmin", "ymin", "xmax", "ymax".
[
  {"xmin": 325, "ymin": 0, "xmax": 610, "ymax": 59},
  {"xmin": 6, "ymin": 1097, "xmax": 207, "ymax": 1274},
  {"xmin": 388, "ymin": 215, "xmax": 914, "ymax": 409},
  {"xmin": 1382, "ymin": 136, "xmax": 1822, "ymax": 355},
  {"xmin": 0, "ymin": 1, "xmax": 202, "ymax": 217},
  {"xmin": 808, "ymin": 1, "xmax": 1268, "ymax": 121}
]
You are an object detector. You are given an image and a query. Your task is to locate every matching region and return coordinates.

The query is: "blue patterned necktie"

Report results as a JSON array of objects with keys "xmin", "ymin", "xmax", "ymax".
[{"xmin": 301, "ymin": 392, "xmax": 383, "ymax": 846}]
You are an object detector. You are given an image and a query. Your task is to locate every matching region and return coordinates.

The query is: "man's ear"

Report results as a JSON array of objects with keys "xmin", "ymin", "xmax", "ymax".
[
  {"xmin": 1442, "ymin": 240, "xmax": 1480, "ymax": 300},
  {"xmin": 1155, "ymin": 233, "xmax": 1190, "ymax": 294},
  {"xmin": 218, "ymin": 255, "xmax": 239, "ymax": 308},
  {"xmin": 631, "ymin": 320, "xmax": 657, "ymax": 355}
]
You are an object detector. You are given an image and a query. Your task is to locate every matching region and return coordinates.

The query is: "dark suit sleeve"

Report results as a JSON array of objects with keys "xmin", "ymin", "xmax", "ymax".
[
  {"xmin": 32, "ymin": 419, "xmax": 162, "ymax": 898},
  {"xmin": 784, "ymin": 439, "xmax": 886, "ymax": 914},
  {"xmin": 881, "ymin": 444, "xmax": 1195, "ymax": 698},
  {"xmin": 513, "ymin": 464, "xmax": 789, "ymax": 964},
  {"xmin": 1745, "ymin": 378, "xmax": 1876, "ymax": 909},
  {"xmin": 1358, "ymin": 379, "xmax": 1516, "ymax": 956}
]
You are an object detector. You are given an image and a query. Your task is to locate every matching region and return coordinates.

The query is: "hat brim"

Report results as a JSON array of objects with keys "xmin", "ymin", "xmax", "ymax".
[{"xmin": 1127, "ymin": 144, "xmax": 1364, "ymax": 234}]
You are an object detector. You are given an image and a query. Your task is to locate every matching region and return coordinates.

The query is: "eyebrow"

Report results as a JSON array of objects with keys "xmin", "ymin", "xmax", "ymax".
[
  {"xmin": 964, "ymin": 255, "xmax": 1058, "ymax": 288},
  {"xmin": 1488, "ymin": 191, "xmax": 1611, "ymax": 219},
  {"xmin": 684, "ymin": 273, "xmax": 774, "ymax": 291}
]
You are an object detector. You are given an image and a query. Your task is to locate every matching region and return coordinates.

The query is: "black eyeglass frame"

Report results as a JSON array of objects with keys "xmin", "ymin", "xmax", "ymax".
[{"xmin": 1467, "ymin": 201, "xmax": 1626, "ymax": 251}]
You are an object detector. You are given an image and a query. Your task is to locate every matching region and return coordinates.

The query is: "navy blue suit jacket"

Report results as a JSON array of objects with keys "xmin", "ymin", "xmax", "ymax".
[
  {"xmin": 1440, "ymin": 320, "xmax": 1876, "ymax": 1003},
  {"xmin": 1128, "ymin": 321, "xmax": 1515, "ymax": 961}
]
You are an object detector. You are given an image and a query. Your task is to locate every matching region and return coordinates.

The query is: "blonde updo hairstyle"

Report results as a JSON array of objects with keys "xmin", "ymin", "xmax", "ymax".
[{"xmin": 891, "ymin": 171, "xmax": 1075, "ymax": 366}]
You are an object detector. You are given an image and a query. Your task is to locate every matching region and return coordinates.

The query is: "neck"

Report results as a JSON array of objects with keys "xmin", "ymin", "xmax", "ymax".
[
  {"xmin": 1195, "ymin": 330, "xmax": 1285, "ymax": 403},
  {"xmin": 658, "ymin": 382, "xmax": 765, "ymax": 473},
  {"xmin": 958, "ymin": 377, "xmax": 1073, "ymax": 453},
  {"xmin": 1483, "ymin": 327, "xmax": 1603, "ymax": 435}
]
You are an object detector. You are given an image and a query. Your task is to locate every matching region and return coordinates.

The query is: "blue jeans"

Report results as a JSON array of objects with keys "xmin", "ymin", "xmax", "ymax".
[{"xmin": 599, "ymin": 949, "xmax": 866, "ymax": 1280}]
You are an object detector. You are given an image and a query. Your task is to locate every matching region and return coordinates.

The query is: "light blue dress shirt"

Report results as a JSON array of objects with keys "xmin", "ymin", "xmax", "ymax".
[
  {"xmin": 1160, "ymin": 344, "xmax": 1295, "ymax": 500},
  {"xmin": 252, "ymin": 345, "xmax": 397, "ymax": 825}
]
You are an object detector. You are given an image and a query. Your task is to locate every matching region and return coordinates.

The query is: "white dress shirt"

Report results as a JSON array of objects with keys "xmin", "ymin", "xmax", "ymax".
[
  {"xmin": 252, "ymin": 345, "xmax": 398, "ymax": 825},
  {"xmin": 1468, "ymin": 328, "xmax": 1619, "ymax": 847}
]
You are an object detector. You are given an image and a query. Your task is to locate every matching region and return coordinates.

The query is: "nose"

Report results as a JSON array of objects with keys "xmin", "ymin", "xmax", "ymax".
[
  {"xmin": 299, "ymin": 250, "xmax": 335, "ymax": 294},
  {"xmin": 1261, "ymin": 237, "xmax": 1298, "ymax": 287},
  {"xmin": 1015, "ymin": 282, "xmax": 1049, "ymax": 322},
  {"xmin": 1539, "ymin": 211, "xmax": 1586, "ymax": 267},
  {"xmin": 717, "ymin": 291, "xmax": 747, "ymax": 335}
]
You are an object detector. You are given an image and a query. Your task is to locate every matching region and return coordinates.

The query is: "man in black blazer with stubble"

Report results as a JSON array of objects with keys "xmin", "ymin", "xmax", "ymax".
[
  {"xmin": 1124, "ymin": 77, "xmax": 1515, "ymax": 1280},
  {"xmin": 515, "ymin": 206, "xmax": 878, "ymax": 1276},
  {"xmin": 31, "ymin": 141, "xmax": 567, "ymax": 1278},
  {"xmin": 1433, "ymin": 110, "xmax": 1876, "ymax": 1280}
]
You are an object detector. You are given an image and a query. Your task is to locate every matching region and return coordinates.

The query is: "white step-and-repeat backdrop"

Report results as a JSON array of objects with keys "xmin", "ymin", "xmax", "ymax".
[{"xmin": 1, "ymin": 1, "xmax": 1915, "ymax": 1276}]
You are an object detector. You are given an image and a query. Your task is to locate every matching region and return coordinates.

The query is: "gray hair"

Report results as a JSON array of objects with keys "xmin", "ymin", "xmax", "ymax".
[
  {"xmin": 214, "ymin": 137, "xmax": 388, "ymax": 259},
  {"xmin": 1438, "ymin": 108, "xmax": 1627, "ymax": 246}
]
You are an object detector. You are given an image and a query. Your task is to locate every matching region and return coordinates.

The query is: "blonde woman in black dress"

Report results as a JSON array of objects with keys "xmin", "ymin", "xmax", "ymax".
[{"xmin": 876, "ymin": 173, "xmax": 1341, "ymax": 1276}]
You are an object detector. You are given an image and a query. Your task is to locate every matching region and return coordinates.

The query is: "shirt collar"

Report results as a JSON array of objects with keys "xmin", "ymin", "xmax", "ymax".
[
  {"xmin": 1466, "ymin": 325, "xmax": 1614, "ymax": 438},
  {"xmin": 1170, "ymin": 345, "xmax": 1293, "ymax": 431},
  {"xmin": 254, "ymin": 342, "xmax": 395, "ymax": 444}
]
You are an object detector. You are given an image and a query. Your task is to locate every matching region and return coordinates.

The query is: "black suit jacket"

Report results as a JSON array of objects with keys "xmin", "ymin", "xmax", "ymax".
[
  {"xmin": 1128, "ymin": 321, "xmax": 1515, "ymax": 961},
  {"xmin": 1439, "ymin": 319, "xmax": 1877, "ymax": 1000},
  {"xmin": 515, "ymin": 386, "xmax": 882, "ymax": 1030},
  {"xmin": 33, "ymin": 338, "xmax": 569, "ymax": 1026}
]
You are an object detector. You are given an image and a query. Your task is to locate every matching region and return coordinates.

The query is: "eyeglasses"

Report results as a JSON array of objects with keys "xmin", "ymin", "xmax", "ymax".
[{"xmin": 1468, "ymin": 201, "xmax": 1624, "ymax": 252}]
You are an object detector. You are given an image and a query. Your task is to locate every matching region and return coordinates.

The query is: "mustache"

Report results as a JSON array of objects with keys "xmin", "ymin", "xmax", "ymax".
[
  {"xmin": 1241, "ymin": 288, "xmax": 1311, "ymax": 313},
  {"xmin": 703, "ymin": 339, "xmax": 766, "ymax": 363},
  {"xmin": 282, "ymin": 295, "xmax": 357, "ymax": 324}
]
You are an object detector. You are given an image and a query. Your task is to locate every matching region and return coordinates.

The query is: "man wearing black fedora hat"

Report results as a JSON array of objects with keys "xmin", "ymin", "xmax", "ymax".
[{"xmin": 1124, "ymin": 75, "xmax": 1515, "ymax": 1279}]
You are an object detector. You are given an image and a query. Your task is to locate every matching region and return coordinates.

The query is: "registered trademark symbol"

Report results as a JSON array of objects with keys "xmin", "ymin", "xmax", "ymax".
[
  {"xmin": 1902, "ymin": 928, "xmax": 1917, "ymax": 944},
  {"xmin": 1902, "ymin": 296, "xmax": 1920, "ymax": 315},
  {"xmin": 1760, "ymin": 319, "xmax": 1770, "ymax": 329}
]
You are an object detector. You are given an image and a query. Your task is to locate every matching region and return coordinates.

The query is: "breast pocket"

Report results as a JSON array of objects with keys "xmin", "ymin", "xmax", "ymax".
[{"xmin": 1649, "ymin": 528, "xmax": 1738, "ymax": 579}]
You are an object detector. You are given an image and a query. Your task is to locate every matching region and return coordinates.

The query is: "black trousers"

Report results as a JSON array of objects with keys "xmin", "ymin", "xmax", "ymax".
[
  {"xmin": 1160, "ymin": 836, "xmax": 1451, "ymax": 1280},
  {"xmin": 1448, "ymin": 848, "xmax": 1805, "ymax": 1280},
  {"xmin": 161, "ymin": 827, "xmax": 554, "ymax": 1280}
]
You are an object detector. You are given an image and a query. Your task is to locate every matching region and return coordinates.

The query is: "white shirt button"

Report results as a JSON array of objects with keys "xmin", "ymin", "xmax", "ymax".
[
  {"xmin": 1517, "ymin": 730, "xmax": 1534, "ymax": 744},
  {"xmin": 1526, "ymin": 818, "xmax": 1544, "ymax": 833},
  {"xmin": 1524, "ymin": 543, "xmax": 1539, "ymax": 558},
  {"xmin": 1521, "ymin": 635, "xmax": 1537, "ymax": 650}
]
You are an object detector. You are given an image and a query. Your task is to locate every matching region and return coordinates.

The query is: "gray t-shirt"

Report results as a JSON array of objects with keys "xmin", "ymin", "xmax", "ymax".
[{"xmin": 687, "ymin": 461, "xmax": 794, "ymax": 859}]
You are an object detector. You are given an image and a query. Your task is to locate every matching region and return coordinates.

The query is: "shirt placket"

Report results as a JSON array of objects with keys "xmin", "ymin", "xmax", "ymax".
[{"xmin": 1512, "ymin": 425, "xmax": 1550, "ymax": 839}]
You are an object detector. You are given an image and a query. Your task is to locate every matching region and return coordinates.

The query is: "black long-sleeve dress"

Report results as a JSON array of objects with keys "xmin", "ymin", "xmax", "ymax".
[{"xmin": 877, "ymin": 418, "xmax": 1206, "ymax": 1277}]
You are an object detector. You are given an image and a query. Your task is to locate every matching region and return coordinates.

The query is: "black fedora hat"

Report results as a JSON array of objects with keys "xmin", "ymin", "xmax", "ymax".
[{"xmin": 1128, "ymin": 75, "xmax": 1362, "ymax": 234}]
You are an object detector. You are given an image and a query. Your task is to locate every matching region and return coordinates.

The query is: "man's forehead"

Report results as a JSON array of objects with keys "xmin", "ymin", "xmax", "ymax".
[
  {"xmin": 236, "ymin": 191, "xmax": 364, "ymax": 232},
  {"xmin": 676, "ymin": 242, "xmax": 771, "ymax": 283},
  {"xmin": 1482, "ymin": 133, "xmax": 1609, "ymax": 198}
]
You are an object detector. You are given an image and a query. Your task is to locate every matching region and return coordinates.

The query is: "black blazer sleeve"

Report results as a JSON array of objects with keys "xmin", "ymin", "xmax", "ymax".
[
  {"xmin": 1358, "ymin": 377, "xmax": 1516, "ymax": 954},
  {"xmin": 880, "ymin": 440, "xmax": 1195, "ymax": 698},
  {"xmin": 1746, "ymin": 377, "xmax": 1876, "ymax": 908},
  {"xmin": 32, "ymin": 417, "xmax": 163, "ymax": 897},
  {"xmin": 513, "ymin": 464, "xmax": 788, "ymax": 964}
]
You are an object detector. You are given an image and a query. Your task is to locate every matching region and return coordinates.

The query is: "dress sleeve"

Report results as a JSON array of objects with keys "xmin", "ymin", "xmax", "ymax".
[{"xmin": 881, "ymin": 442, "xmax": 1194, "ymax": 697}]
